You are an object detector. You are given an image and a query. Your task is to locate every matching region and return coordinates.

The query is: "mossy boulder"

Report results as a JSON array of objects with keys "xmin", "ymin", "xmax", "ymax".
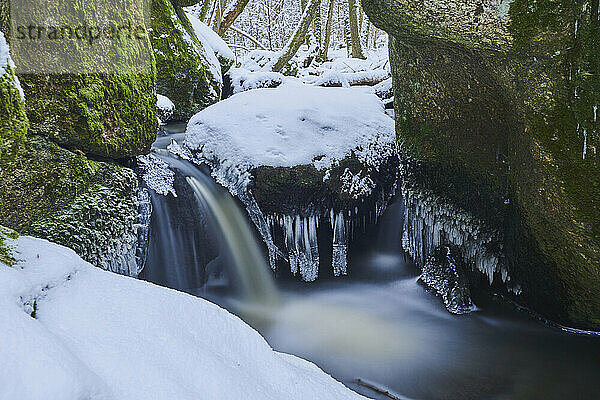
[
  {"xmin": 364, "ymin": 0, "xmax": 600, "ymax": 329},
  {"xmin": 0, "ymin": 135, "xmax": 141, "ymax": 275},
  {"xmin": 0, "ymin": 0, "xmax": 158, "ymax": 159},
  {"xmin": 151, "ymin": 0, "xmax": 221, "ymax": 120},
  {"xmin": 18, "ymin": 73, "xmax": 157, "ymax": 158}
]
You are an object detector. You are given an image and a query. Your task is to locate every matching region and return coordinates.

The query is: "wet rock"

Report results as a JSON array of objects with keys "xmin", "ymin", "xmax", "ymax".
[{"xmin": 364, "ymin": 0, "xmax": 600, "ymax": 329}]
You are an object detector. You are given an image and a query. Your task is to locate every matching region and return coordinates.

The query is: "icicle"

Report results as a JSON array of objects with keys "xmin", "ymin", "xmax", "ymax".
[
  {"xmin": 285, "ymin": 215, "xmax": 298, "ymax": 275},
  {"xmin": 332, "ymin": 212, "xmax": 348, "ymax": 276},
  {"xmin": 401, "ymin": 185, "xmax": 508, "ymax": 293},
  {"xmin": 298, "ymin": 216, "xmax": 318, "ymax": 281},
  {"xmin": 583, "ymin": 129, "xmax": 587, "ymax": 160}
]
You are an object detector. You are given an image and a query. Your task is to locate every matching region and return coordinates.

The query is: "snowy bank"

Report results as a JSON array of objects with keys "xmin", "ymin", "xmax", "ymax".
[{"xmin": 0, "ymin": 235, "xmax": 365, "ymax": 400}]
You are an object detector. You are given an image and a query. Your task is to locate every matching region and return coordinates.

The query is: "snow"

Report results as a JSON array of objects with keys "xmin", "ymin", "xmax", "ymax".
[
  {"xmin": 185, "ymin": 11, "xmax": 235, "ymax": 64},
  {"xmin": 0, "ymin": 235, "xmax": 366, "ymax": 400},
  {"xmin": 157, "ymin": 94, "xmax": 175, "ymax": 113},
  {"xmin": 156, "ymin": 94, "xmax": 175, "ymax": 123},
  {"xmin": 0, "ymin": 31, "xmax": 10, "ymax": 77},
  {"xmin": 184, "ymin": 81, "xmax": 395, "ymax": 196},
  {"xmin": 0, "ymin": 30, "xmax": 25, "ymax": 100}
]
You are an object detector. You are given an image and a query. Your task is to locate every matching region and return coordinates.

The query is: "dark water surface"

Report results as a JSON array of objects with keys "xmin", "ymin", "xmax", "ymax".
[{"xmin": 146, "ymin": 124, "xmax": 600, "ymax": 400}]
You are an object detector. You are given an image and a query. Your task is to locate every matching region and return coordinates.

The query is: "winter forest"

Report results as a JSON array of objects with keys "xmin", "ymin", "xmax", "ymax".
[{"xmin": 1, "ymin": 0, "xmax": 599, "ymax": 399}]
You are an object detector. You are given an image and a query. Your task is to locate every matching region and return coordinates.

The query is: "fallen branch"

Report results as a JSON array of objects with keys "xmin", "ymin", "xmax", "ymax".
[
  {"xmin": 229, "ymin": 26, "xmax": 268, "ymax": 50},
  {"xmin": 354, "ymin": 378, "xmax": 413, "ymax": 400}
]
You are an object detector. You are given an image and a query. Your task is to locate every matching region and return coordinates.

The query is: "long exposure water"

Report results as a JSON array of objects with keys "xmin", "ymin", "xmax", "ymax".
[{"xmin": 145, "ymin": 124, "xmax": 600, "ymax": 400}]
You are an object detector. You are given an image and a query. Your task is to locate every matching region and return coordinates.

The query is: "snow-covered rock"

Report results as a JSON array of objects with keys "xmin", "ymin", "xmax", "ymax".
[
  {"xmin": 0, "ymin": 235, "xmax": 365, "ymax": 400},
  {"xmin": 156, "ymin": 94, "xmax": 175, "ymax": 123},
  {"xmin": 179, "ymin": 82, "xmax": 397, "ymax": 279},
  {"xmin": 184, "ymin": 82, "xmax": 395, "ymax": 188}
]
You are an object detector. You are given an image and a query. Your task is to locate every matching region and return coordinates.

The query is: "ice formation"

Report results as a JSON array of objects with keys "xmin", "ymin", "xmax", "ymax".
[
  {"xmin": 137, "ymin": 153, "xmax": 177, "ymax": 197},
  {"xmin": 419, "ymin": 247, "xmax": 476, "ymax": 315},
  {"xmin": 402, "ymin": 185, "xmax": 521, "ymax": 298},
  {"xmin": 135, "ymin": 187, "xmax": 152, "ymax": 275},
  {"xmin": 264, "ymin": 204, "xmax": 392, "ymax": 281}
]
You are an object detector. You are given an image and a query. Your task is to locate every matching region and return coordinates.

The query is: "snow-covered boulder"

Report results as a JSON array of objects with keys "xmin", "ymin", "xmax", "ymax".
[
  {"xmin": 157, "ymin": 94, "xmax": 175, "ymax": 123},
  {"xmin": 177, "ymin": 82, "xmax": 397, "ymax": 281},
  {"xmin": 0, "ymin": 234, "xmax": 365, "ymax": 400}
]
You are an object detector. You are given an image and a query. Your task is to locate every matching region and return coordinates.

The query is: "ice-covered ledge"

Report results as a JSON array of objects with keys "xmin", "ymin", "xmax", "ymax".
[{"xmin": 175, "ymin": 82, "xmax": 398, "ymax": 280}]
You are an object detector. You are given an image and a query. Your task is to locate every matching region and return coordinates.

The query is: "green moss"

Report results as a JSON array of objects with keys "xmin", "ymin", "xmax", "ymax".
[
  {"xmin": 0, "ymin": 226, "xmax": 18, "ymax": 266},
  {"xmin": 1, "ymin": 0, "xmax": 158, "ymax": 159},
  {"xmin": 151, "ymin": 0, "xmax": 221, "ymax": 120},
  {"xmin": 19, "ymin": 72, "xmax": 157, "ymax": 159}
]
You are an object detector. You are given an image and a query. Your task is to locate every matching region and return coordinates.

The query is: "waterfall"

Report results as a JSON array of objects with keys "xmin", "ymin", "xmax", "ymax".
[
  {"xmin": 187, "ymin": 176, "xmax": 278, "ymax": 305},
  {"xmin": 142, "ymin": 153, "xmax": 278, "ymax": 306}
]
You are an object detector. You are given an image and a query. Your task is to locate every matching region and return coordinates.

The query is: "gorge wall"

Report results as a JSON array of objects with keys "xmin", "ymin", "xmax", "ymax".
[{"xmin": 363, "ymin": 0, "xmax": 600, "ymax": 330}]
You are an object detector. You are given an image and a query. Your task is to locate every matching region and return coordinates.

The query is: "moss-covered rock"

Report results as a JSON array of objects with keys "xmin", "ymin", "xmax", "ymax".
[
  {"xmin": 151, "ymin": 0, "xmax": 221, "ymax": 120},
  {"xmin": 19, "ymin": 73, "xmax": 157, "ymax": 158},
  {"xmin": 364, "ymin": 0, "xmax": 600, "ymax": 329},
  {"xmin": 0, "ymin": 0, "xmax": 158, "ymax": 159},
  {"xmin": 0, "ymin": 135, "xmax": 141, "ymax": 275}
]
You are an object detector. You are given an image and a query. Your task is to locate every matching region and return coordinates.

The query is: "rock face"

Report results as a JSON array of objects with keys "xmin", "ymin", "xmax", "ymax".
[
  {"xmin": 151, "ymin": 0, "xmax": 222, "ymax": 120},
  {"xmin": 363, "ymin": 0, "xmax": 600, "ymax": 330}
]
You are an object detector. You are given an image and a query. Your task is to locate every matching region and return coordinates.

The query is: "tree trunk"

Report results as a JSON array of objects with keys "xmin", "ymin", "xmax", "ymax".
[
  {"xmin": 314, "ymin": 0, "xmax": 322, "ymax": 54},
  {"xmin": 318, "ymin": 0, "xmax": 335, "ymax": 61},
  {"xmin": 348, "ymin": 0, "xmax": 365, "ymax": 59},
  {"xmin": 198, "ymin": 0, "xmax": 213, "ymax": 21},
  {"xmin": 271, "ymin": 0, "xmax": 320, "ymax": 72},
  {"xmin": 217, "ymin": 0, "xmax": 251, "ymax": 36}
]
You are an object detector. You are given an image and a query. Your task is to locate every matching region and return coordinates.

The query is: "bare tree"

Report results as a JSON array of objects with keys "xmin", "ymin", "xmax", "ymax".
[
  {"xmin": 318, "ymin": 0, "xmax": 335, "ymax": 61},
  {"xmin": 218, "ymin": 0, "xmax": 252, "ymax": 35},
  {"xmin": 197, "ymin": 0, "xmax": 213, "ymax": 21},
  {"xmin": 347, "ymin": 0, "xmax": 365, "ymax": 58},
  {"xmin": 271, "ymin": 0, "xmax": 320, "ymax": 72}
]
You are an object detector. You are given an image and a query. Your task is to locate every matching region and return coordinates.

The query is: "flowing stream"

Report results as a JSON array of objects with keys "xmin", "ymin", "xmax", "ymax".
[{"xmin": 143, "ymin": 125, "xmax": 600, "ymax": 400}]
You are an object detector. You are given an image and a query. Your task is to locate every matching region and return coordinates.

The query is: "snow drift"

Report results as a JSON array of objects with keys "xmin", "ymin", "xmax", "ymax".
[{"xmin": 0, "ymin": 235, "xmax": 365, "ymax": 400}]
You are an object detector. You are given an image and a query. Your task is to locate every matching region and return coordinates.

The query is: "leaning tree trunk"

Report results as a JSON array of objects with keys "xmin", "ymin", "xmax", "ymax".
[
  {"xmin": 318, "ymin": 0, "xmax": 335, "ymax": 61},
  {"xmin": 198, "ymin": 0, "xmax": 212, "ymax": 21},
  {"xmin": 271, "ymin": 0, "xmax": 320, "ymax": 72},
  {"xmin": 348, "ymin": 0, "xmax": 365, "ymax": 59},
  {"xmin": 217, "ymin": 0, "xmax": 251, "ymax": 36}
]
